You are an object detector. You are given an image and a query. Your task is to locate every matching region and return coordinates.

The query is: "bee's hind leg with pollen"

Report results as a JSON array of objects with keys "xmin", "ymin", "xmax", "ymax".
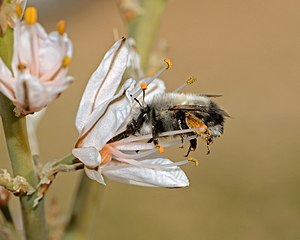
[
  {"xmin": 152, "ymin": 134, "xmax": 165, "ymax": 153},
  {"xmin": 201, "ymin": 132, "xmax": 213, "ymax": 155}
]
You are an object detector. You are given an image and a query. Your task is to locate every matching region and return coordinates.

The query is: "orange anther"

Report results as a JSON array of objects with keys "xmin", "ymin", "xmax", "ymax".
[
  {"xmin": 57, "ymin": 20, "xmax": 66, "ymax": 35},
  {"xmin": 140, "ymin": 82, "xmax": 148, "ymax": 90},
  {"xmin": 24, "ymin": 7, "xmax": 38, "ymax": 25},
  {"xmin": 16, "ymin": 4, "xmax": 23, "ymax": 17},
  {"xmin": 188, "ymin": 157, "xmax": 199, "ymax": 167},
  {"xmin": 164, "ymin": 58, "xmax": 173, "ymax": 69},
  {"xmin": 62, "ymin": 56, "xmax": 71, "ymax": 68}
]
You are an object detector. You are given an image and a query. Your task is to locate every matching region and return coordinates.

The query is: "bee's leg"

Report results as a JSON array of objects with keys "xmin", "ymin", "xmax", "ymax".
[
  {"xmin": 147, "ymin": 138, "xmax": 153, "ymax": 143},
  {"xmin": 151, "ymin": 122, "xmax": 165, "ymax": 153},
  {"xmin": 185, "ymin": 138, "xmax": 197, "ymax": 157},
  {"xmin": 205, "ymin": 136, "xmax": 213, "ymax": 155},
  {"xmin": 206, "ymin": 144, "xmax": 210, "ymax": 155},
  {"xmin": 152, "ymin": 126, "xmax": 159, "ymax": 146},
  {"xmin": 178, "ymin": 119, "xmax": 184, "ymax": 148},
  {"xmin": 108, "ymin": 111, "xmax": 146, "ymax": 143}
]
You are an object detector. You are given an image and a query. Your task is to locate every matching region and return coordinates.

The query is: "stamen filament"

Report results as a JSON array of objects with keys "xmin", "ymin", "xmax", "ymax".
[
  {"xmin": 107, "ymin": 145, "xmax": 157, "ymax": 159},
  {"xmin": 116, "ymin": 127, "xmax": 202, "ymax": 144},
  {"xmin": 132, "ymin": 59, "xmax": 171, "ymax": 99},
  {"xmin": 113, "ymin": 157, "xmax": 191, "ymax": 170}
]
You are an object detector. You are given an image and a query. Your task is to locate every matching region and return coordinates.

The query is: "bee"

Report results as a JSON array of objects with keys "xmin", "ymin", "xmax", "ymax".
[{"xmin": 108, "ymin": 92, "xmax": 229, "ymax": 156}]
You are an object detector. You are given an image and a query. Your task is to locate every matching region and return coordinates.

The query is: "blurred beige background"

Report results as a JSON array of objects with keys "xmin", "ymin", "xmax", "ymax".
[{"xmin": 1, "ymin": 0, "xmax": 300, "ymax": 239}]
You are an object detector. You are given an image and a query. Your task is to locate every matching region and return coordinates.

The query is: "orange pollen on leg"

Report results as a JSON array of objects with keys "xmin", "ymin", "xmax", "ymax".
[
  {"xmin": 62, "ymin": 56, "xmax": 71, "ymax": 68},
  {"xmin": 57, "ymin": 20, "xmax": 66, "ymax": 35},
  {"xmin": 99, "ymin": 146, "xmax": 112, "ymax": 166},
  {"xmin": 24, "ymin": 7, "xmax": 38, "ymax": 25},
  {"xmin": 140, "ymin": 82, "xmax": 148, "ymax": 90},
  {"xmin": 164, "ymin": 58, "xmax": 173, "ymax": 69}
]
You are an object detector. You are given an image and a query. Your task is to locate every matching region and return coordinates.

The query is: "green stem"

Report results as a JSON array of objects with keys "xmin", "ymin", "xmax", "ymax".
[
  {"xmin": 64, "ymin": 173, "xmax": 105, "ymax": 240},
  {"xmin": 54, "ymin": 153, "xmax": 78, "ymax": 166},
  {"xmin": 128, "ymin": 0, "xmax": 166, "ymax": 70},
  {"xmin": 0, "ymin": 29, "xmax": 46, "ymax": 239}
]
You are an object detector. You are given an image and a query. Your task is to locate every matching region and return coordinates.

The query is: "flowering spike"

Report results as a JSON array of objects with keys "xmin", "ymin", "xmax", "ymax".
[
  {"xmin": 62, "ymin": 56, "xmax": 71, "ymax": 68},
  {"xmin": 24, "ymin": 7, "xmax": 38, "ymax": 25},
  {"xmin": 57, "ymin": 20, "xmax": 66, "ymax": 35},
  {"xmin": 16, "ymin": 4, "xmax": 23, "ymax": 18},
  {"xmin": 164, "ymin": 58, "xmax": 172, "ymax": 69},
  {"xmin": 140, "ymin": 82, "xmax": 148, "ymax": 90},
  {"xmin": 188, "ymin": 157, "xmax": 199, "ymax": 167}
]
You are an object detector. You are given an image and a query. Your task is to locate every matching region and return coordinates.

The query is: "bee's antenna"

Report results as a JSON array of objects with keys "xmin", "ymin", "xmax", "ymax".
[
  {"xmin": 173, "ymin": 76, "xmax": 197, "ymax": 93},
  {"xmin": 133, "ymin": 98, "xmax": 143, "ymax": 108}
]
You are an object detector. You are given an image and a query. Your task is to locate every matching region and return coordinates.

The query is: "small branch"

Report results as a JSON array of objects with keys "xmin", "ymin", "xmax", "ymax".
[
  {"xmin": 33, "ymin": 154, "xmax": 82, "ymax": 208},
  {"xmin": 0, "ymin": 169, "xmax": 35, "ymax": 196}
]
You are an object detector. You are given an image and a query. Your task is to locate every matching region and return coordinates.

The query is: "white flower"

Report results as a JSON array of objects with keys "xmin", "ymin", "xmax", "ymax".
[
  {"xmin": 72, "ymin": 38, "xmax": 192, "ymax": 187},
  {"xmin": 0, "ymin": 7, "xmax": 73, "ymax": 116}
]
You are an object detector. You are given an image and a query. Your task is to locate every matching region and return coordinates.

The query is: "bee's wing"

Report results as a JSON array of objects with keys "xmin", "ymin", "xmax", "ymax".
[
  {"xmin": 217, "ymin": 109, "xmax": 230, "ymax": 117},
  {"xmin": 200, "ymin": 94, "xmax": 223, "ymax": 98},
  {"xmin": 169, "ymin": 105, "xmax": 230, "ymax": 117},
  {"xmin": 168, "ymin": 105, "xmax": 209, "ymax": 111}
]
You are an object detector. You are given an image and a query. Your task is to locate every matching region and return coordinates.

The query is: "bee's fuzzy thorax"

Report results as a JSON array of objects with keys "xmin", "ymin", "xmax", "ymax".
[{"xmin": 148, "ymin": 93, "xmax": 211, "ymax": 110}]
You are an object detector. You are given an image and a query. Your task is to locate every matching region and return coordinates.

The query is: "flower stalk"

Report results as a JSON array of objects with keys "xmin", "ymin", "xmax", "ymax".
[
  {"xmin": 127, "ymin": 0, "xmax": 166, "ymax": 70},
  {"xmin": 64, "ymin": 174, "xmax": 105, "ymax": 240},
  {"xmin": 0, "ymin": 28, "xmax": 46, "ymax": 240}
]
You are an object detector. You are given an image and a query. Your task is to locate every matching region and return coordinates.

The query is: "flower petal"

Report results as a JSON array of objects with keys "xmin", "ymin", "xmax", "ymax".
[
  {"xmin": 75, "ymin": 38, "xmax": 129, "ymax": 132},
  {"xmin": 14, "ymin": 73, "xmax": 48, "ymax": 115},
  {"xmin": 84, "ymin": 168, "xmax": 106, "ymax": 185},
  {"xmin": 77, "ymin": 79, "xmax": 135, "ymax": 150},
  {"xmin": 12, "ymin": 22, "xmax": 48, "ymax": 77},
  {"xmin": 72, "ymin": 147, "xmax": 101, "ymax": 167},
  {"xmin": 102, "ymin": 158, "xmax": 189, "ymax": 187}
]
